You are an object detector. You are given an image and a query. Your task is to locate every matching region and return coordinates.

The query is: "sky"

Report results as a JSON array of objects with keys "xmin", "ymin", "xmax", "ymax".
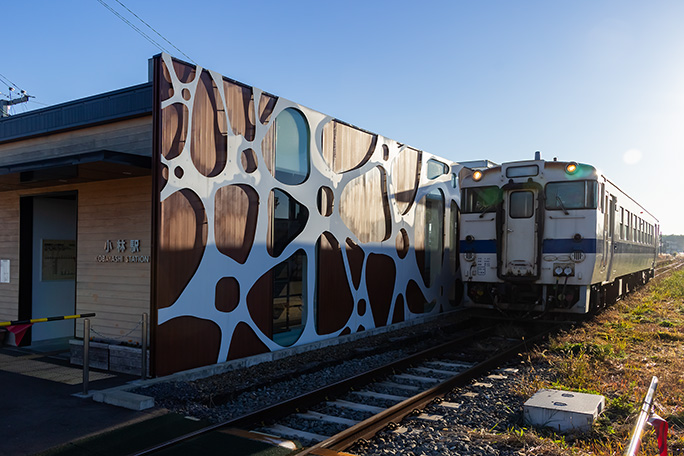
[{"xmin": 4, "ymin": 0, "xmax": 684, "ymax": 234}]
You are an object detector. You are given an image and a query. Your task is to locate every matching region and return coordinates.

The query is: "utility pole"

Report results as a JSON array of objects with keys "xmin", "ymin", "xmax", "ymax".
[{"xmin": 1, "ymin": 88, "xmax": 32, "ymax": 117}]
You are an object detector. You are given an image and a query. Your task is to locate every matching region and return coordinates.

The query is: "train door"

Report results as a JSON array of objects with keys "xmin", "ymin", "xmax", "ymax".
[{"xmin": 501, "ymin": 188, "xmax": 539, "ymax": 277}]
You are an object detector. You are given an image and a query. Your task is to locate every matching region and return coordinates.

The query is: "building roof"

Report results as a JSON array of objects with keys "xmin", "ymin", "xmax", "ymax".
[{"xmin": 0, "ymin": 82, "xmax": 153, "ymax": 144}]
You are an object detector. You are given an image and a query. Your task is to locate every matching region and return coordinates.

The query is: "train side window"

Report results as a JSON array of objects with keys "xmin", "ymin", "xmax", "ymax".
[
  {"xmin": 461, "ymin": 186, "xmax": 501, "ymax": 213},
  {"xmin": 620, "ymin": 208, "xmax": 624, "ymax": 240},
  {"xmin": 509, "ymin": 190, "xmax": 534, "ymax": 218},
  {"xmin": 599, "ymin": 183, "xmax": 605, "ymax": 213},
  {"xmin": 625, "ymin": 211, "xmax": 631, "ymax": 241},
  {"xmin": 633, "ymin": 215, "xmax": 637, "ymax": 241}
]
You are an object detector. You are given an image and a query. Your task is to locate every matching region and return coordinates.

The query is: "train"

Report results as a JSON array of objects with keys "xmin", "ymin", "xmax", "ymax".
[{"xmin": 458, "ymin": 152, "xmax": 659, "ymax": 314}]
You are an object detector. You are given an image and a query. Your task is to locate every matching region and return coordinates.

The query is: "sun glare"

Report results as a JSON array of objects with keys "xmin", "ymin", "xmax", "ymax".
[{"xmin": 623, "ymin": 148, "xmax": 643, "ymax": 165}]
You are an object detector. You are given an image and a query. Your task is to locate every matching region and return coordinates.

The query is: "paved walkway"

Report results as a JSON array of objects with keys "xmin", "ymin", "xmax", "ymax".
[{"xmin": 0, "ymin": 346, "xmax": 162, "ymax": 456}]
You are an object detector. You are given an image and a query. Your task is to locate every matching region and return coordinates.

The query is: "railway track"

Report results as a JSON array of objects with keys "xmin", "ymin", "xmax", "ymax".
[
  {"xmin": 129, "ymin": 320, "xmax": 560, "ymax": 455},
  {"xmin": 655, "ymin": 256, "xmax": 684, "ymax": 279}
]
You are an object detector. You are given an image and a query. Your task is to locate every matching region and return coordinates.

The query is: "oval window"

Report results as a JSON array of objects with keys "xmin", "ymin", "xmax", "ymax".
[{"xmin": 274, "ymin": 108, "xmax": 310, "ymax": 185}]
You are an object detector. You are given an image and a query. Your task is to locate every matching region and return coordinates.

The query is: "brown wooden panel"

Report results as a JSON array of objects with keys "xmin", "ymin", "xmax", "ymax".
[
  {"xmin": 157, "ymin": 189, "xmax": 207, "ymax": 310},
  {"xmin": 395, "ymin": 228, "xmax": 409, "ymax": 259},
  {"xmin": 241, "ymin": 148, "xmax": 257, "ymax": 173},
  {"xmin": 155, "ymin": 315, "xmax": 221, "ymax": 377},
  {"xmin": 357, "ymin": 299, "xmax": 366, "ymax": 317},
  {"xmin": 161, "ymin": 103, "xmax": 187, "ymax": 160},
  {"xmin": 366, "ymin": 253, "xmax": 395, "ymax": 328},
  {"xmin": 215, "ymin": 277, "xmax": 239, "ymax": 313},
  {"xmin": 406, "ymin": 279, "xmax": 427, "ymax": 314},
  {"xmin": 317, "ymin": 186, "xmax": 334, "ymax": 217},
  {"xmin": 392, "ymin": 294, "xmax": 405, "ymax": 324},
  {"xmin": 75, "ymin": 177, "xmax": 152, "ymax": 341},
  {"xmin": 392, "ymin": 147, "xmax": 422, "ymax": 215},
  {"xmin": 227, "ymin": 321, "xmax": 271, "ymax": 361},
  {"xmin": 223, "ymin": 79, "xmax": 255, "ymax": 141},
  {"xmin": 215, "ymin": 184, "xmax": 258, "ymax": 264},
  {"xmin": 339, "ymin": 166, "xmax": 391, "ymax": 243},
  {"xmin": 246, "ymin": 269, "xmax": 272, "ymax": 338},
  {"xmin": 258, "ymin": 93, "xmax": 278, "ymax": 124},
  {"xmin": 345, "ymin": 238, "xmax": 364, "ymax": 290},
  {"xmin": 0, "ymin": 191, "xmax": 19, "ymax": 321},
  {"xmin": 261, "ymin": 117, "xmax": 275, "ymax": 176},
  {"xmin": 190, "ymin": 70, "xmax": 227, "ymax": 177},
  {"xmin": 321, "ymin": 120, "xmax": 377, "ymax": 173},
  {"xmin": 316, "ymin": 232, "xmax": 354, "ymax": 335}
]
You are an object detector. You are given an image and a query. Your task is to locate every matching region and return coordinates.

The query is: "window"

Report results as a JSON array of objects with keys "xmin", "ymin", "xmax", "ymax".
[
  {"xmin": 625, "ymin": 211, "xmax": 631, "ymax": 241},
  {"xmin": 506, "ymin": 164, "xmax": 539, "ymax": 178},
  {"xmin": 271, "ymin": 189, "xmax": 308, "ymax": 257},
  {"xmin": 545, "ymin": 181, "xmax": 598, "ymax": 210},
  {"xmin": 274, "ymin": 108, "xmax": 310, "ymax": 185},
  {"xmin": 461, "ymin": 186, "xmax": 502, "ymax": 213},
  {"xmin": 620, "ymin": 208, "xmax": 625, "ymax": 239},
  {"xmin": 510, "ymin": 191, "xmax": 534, "ymax": 218},
  {"xmin": 633, "ymin": 215, "xmax": 637, "ymax": 242},
  {"xmin": 272, "ymin": 250, "xmax": 306, "ymax": 346},
  {"xmin": 426, "ymin": 159, "xmax": 449, "ymax": 179},
  {"xmin": 423, "ymin": 189, "xmax": 444, "ymax": 287}
]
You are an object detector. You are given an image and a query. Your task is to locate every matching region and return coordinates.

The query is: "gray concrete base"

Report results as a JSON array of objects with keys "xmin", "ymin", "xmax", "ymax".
[{"xmin": 92, "ymin": 389, "xmax": 155, "ymax": 411}]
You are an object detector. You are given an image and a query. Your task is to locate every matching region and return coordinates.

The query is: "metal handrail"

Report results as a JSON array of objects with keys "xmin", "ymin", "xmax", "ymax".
[{"xmin": 625, "ymin": 376, "xmax": 659, "ymax": 456}]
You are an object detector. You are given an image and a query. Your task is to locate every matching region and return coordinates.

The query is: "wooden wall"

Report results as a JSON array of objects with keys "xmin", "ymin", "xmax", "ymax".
[
  {"xmin": 75, "ymin": 177, "xmax": 152, "ymax": 341},
  {"xmin": 0, "ymin": 195, "xmax": 19, "ymax": 322},
  {"xmin": 0, "ymin": 117, "xmax": 151, "ymax": 166},
  {"xmin": 0, "ymin": 177, "xmax": 151, "ymax": 343}
]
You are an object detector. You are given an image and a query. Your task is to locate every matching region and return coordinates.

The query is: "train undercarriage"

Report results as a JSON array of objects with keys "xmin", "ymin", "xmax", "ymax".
[{"xmin": 465, "ymin": 268, "xmax": 654, "ymax": 314}]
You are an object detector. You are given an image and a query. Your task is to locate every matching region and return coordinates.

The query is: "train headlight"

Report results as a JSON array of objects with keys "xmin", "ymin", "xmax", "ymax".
[
  {"xmin": 554, "ymin": 266, "xmax": 564, "ymax": 275},
  {"xmin": 564, "ymin": 266, "xmax": 574, "ymax": 275},
  {"xmin": 472, "ymin": 170, "xmax": 483, "ymax": 181},
  {"xmin": 565, "ymin": 162, "xmax": 578, "ymax": 174}
]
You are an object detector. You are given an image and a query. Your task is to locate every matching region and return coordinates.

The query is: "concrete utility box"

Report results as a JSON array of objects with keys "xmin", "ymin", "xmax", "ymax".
[{"xmin": 523, "ymin": 389, "xmax": 605, "ymax": 433}]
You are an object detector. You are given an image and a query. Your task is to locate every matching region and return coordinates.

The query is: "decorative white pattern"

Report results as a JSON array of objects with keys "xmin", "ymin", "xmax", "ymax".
[{"xmin": 156, "ymin": 53, "xmax": 462, "ymax": 364}]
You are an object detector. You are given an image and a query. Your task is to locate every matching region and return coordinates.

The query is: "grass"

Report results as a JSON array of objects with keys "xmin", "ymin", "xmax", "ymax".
[{"xmin": 507, "ymin": 264, "xmax": 684, "ymax": 455}]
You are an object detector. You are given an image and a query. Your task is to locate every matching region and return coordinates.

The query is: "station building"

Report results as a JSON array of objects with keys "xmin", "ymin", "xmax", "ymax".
[{"xmin": 0, "ymin": 54, "xmax": 462, "ymax": 376}]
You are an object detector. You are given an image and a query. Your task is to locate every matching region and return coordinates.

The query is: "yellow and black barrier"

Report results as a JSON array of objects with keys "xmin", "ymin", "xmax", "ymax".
[{"xmin": 0, "ymin": 313, "xmax": 96, "ymax": 327}]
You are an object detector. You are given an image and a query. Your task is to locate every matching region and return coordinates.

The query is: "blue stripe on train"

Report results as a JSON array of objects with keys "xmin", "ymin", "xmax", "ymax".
[
  {"xmin": 460, "ymin": 238, "xmax": 655, "ymax": 254},
  {"xmin": 460, "ymin": 238, "xmax": 598, "ymax": 254},
  {"xmin": 459, "ymin": 239, "xmax": 497, "ymax": 253}
]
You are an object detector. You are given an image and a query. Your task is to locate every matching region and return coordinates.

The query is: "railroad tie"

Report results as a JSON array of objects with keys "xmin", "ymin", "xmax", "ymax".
[
  {"xmin": 294, "ymin": 411, "xmax": 360, "ymax": 426},
  {"xmin": 260, "ymin": 424, "xmax": 331, "ymax": 443},
  {"xmin": 326, "ymin": 399, "xmax": 385, "ymax": 414},
  {"xmin": 351, "ymin": 390, "xmax": 410, "ymax": 402}
]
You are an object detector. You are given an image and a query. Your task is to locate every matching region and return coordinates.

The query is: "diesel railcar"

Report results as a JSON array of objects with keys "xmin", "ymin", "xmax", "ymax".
[{"xmin": 459, "ymin": 154, "xmax": 659, "ymax": 314}]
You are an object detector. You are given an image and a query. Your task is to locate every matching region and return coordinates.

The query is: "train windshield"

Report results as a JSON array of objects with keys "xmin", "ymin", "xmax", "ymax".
[
  {"xmin": 545, "ymin": 181, "xmax": 598, "ymax": 210},
  {"xmin": 461, "ymin": 186, "xmax": 502, "ymax": 213}
]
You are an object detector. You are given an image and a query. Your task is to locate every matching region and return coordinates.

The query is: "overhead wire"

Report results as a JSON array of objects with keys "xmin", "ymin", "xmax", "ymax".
[
  {"xmin": 0, "ymin": 72, "xmax": 24, "ymax": 92},
  {"xmin": 96, "ymin": 0, "xmax": 196, "ymax": 65},
  {"xmin": 112, "ymin": 0, "xmax": 196, "ymax": 64},
  {"xmin": 96, "ymin": 0, "xmax": 172, "ymax": 54}
]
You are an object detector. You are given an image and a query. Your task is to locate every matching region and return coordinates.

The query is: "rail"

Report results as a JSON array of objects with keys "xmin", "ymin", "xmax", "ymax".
[
  {"xmin": 624, "ymin": 376, "xmax": 659, "ymax": 456},
  {"xmin": 130, "ymin": 320, "xmax": 560, "ymax": 455}
]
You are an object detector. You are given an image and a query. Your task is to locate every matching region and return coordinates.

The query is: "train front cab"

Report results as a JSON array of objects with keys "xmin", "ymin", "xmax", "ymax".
[
  {"xmin": 460, "ymin": 160, "xmax": 599, "ymax": 314},
  {"xmin": 460, "ymin": 159, "xmax": 658, "ymax": 315}
]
